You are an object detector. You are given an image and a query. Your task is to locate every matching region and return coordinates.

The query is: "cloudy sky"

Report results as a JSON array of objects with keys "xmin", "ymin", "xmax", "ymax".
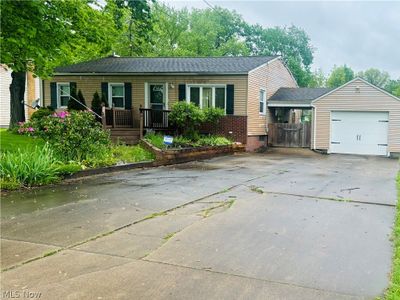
[{"xmin": 162, "ymin": 0, "xmax": 400, "ymax": 79}]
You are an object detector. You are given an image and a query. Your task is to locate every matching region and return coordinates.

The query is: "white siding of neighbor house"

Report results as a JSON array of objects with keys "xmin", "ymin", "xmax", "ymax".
[
  {"xmin": 0, "ymin": 67, "xmax": 13, "ymax": 127},
  {"xmin": 312, "ymin": 79, "xmax": 400, "ymax": 153},
  {"xmin": 0, "ymin": 67, "xmax": 39, "ymax": 128}
]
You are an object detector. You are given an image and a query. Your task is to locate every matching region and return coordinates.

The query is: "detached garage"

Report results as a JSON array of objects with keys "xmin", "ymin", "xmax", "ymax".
[{"xmin": 311, "ymin": 78, "xmax": 400, "ymax": 157}]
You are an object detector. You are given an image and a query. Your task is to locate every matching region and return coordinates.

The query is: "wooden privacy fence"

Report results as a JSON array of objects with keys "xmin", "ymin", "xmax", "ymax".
[{"xmin": 268, "ymin": 123, "xmax": 311, "ymax": 148}]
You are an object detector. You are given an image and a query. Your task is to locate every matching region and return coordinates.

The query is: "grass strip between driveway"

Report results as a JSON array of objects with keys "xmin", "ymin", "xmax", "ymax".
[{"xmin": 385, "ymin": 172, "xmax": 400, "ymax": 299}]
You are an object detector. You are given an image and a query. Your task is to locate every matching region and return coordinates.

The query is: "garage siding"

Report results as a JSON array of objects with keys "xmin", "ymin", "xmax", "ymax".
[
  {"xmin": 313, "ymin": 79, "xmax": 400, "ymax": 153},
  {"xmin": 247, "ymin": 59, "xmax": 297, "ymax": 136}
]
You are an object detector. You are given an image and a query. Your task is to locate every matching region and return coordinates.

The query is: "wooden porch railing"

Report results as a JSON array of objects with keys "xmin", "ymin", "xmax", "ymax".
[
  {"xmin": 102, "ymin": 106, "xmax": 135, "ymax": 128},
  {"xmin": 139, "ymin": 108, "xmax": 171, "ymax": 131}
]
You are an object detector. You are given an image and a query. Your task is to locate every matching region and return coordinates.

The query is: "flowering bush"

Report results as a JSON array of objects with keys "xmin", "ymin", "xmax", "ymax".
[{"xmin": 17, "ymin": 111, "xmax": 112, "ymax": 165}]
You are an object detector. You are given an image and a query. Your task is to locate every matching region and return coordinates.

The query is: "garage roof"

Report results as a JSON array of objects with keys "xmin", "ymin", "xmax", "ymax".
[
  {"xmin": 268, "ymin": 88, "xmax": 333, "ymax": 108},
  {"xmin": 54, "ymin": 55, "xmax": 278, "ymax": 75}
]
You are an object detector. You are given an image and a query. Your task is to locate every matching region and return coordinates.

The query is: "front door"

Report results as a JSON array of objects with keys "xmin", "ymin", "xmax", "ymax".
[
  {"xmin": 149, "ymin": 84, "xmax": 165, "ymax": 125},
  {"xmin": 149, "ymin": 84, "xmax": 165, "ymax": 110}
]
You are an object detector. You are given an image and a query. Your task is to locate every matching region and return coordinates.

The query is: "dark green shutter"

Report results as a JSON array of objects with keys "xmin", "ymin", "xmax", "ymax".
[
  {"xmin": 124, "ymin": 82, "xmax": 132, "ymax": 109},
  {"xmin": 101, "ymin": 82, "xmax": 108, "ymax": 103},
  {"xmin": 50, "ymin": 82, "xmax": 57, "ymax": 109},
  {"xmin": 178, "ymin": 84, "xmax": 186, "ymax": 101},
  {"xmin": 226, "ymin": 84, "xmax": 234, "ymax": 115},
  {"xmin": 69, "ymin": 82, "xmax": 77, "ymax": 95}
]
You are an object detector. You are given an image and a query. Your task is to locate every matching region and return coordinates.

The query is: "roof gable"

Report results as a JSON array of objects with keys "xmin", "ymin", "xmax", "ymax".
[
  {"xmin": 54, "ymin": 56, "xmax": 278, "ymax": 75},
  {"xmin": 312, "ymin": 77, "xmax": 400, "ymax": 104}
]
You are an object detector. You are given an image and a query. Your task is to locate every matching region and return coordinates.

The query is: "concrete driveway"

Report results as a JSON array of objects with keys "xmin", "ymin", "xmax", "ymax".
[{"xmin": 1, "ymin": 149, "xmax": 398, "ymax": 299}]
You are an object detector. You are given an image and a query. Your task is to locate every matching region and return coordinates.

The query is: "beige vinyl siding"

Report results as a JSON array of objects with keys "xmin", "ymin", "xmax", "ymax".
[
  {"xmin": 44, "ymin": 75, "xmax": 248, "ymax": 123},
  {"xmin": 247, "ymin": 58, "xmax": 297, "ymax": 136},
  {"xmin": 313, "ymin": 79, "xmax": 400, "ymax": 153}
]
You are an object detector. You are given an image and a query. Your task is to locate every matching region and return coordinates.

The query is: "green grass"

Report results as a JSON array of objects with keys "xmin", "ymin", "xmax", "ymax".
[
  {"xmin": 112, "ymin": 145, "xmax": 155, "ymax": 163},
  {"xmin": 385, "ymin": 173, "xmax": 400, "ymax": 299},
  {"xmin": 144, "ymin": 133, "xmax": 165, "ymax": 149},
  {"xmin": 0, "ymin": 129, "xmax": 44, "ymax": 153}
]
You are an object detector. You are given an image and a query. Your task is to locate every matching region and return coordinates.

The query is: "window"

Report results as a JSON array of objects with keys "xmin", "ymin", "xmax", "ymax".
[
  {"xmin": 57, "ymin": 83, "xmax": 70, "ymax": 108},
  {"xmin": 187, "ymin": 85, "xmax": 226, "ymax": 112},
  {"xmin": 109, "ymin": 83, "xmax": 125, "ymax": 108},
  {"xmin": 259, "ymin": 89, "xmax": 266, "ymax": 114}
]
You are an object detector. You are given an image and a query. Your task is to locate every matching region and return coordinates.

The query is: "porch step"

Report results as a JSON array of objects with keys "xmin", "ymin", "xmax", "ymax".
[{"xmin": 109, "ymin": 128, "xmax": 141, "ymax": 145}]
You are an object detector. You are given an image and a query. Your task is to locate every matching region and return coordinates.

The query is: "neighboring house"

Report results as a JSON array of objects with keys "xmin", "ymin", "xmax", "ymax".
[
  {"xmin": 42, "ymin": 55, "xmax": 297, "ymax": 150},
  {"xmin": 0, "ymin": 65, "xmax": 40, "ymax": 128},
  {"xmin": 268, "ymin": 78, "xmax": 400, "ymax": 157}
]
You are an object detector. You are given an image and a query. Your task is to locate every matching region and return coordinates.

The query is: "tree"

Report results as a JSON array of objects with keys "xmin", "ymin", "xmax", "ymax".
[
  {"xmin": 327, "ymin": 65, "xmax": 355, "ymax": 88},
  {"xmin": 1, "ymin": 0, "xmax": 115, "ymax": 127},
  {"xmin": 244, "ymin": 24, "xmax": 314, "ymax": 86},
  {"xmin": 385, "ymin": 79, "xmax": 400, "ymax": 97},
  {"xmin": 308, "ymin": 68, "xmax": 326, "ymax": 88},
  {"xmin": 148, "ymin": 5, "xmax": 249, "ymax": 57},
  {"xmin": 106, "ymin": 0, "xmax": 154, "ymax": 56},
  {"xmin": 358, "ymin": 68, "xmax": 390, "ymax": 88},
  {"xmin": 68, "ymin": 89, "xmax": 87, "ymax": 111}
]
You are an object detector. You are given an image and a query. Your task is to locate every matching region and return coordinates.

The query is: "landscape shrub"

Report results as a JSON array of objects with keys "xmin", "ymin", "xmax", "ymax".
[
  {"xmin": 91, "ymin": 91, "xmax": 107, "ymax": 121},
  {"xmin": 68, "ymin": 89, "xmax": 87, "ymax": 111},
  {"xmin": 144, "ymin": 132, "xmax": 165, "ymax": 149},
  {"xmin": 17, "ymin": 111, "xmax": 112, "ymax": 165},
  {"xmin": 0, "ymin": 144, "xmax": 61, "ymax": 188},
  {"xmin": 203, "ymin": 107, "xmax": 225, "ymax": 123},
  {"xmin": 169, "ymin": 102, "xmax": 224, "ymax": 139},
  {"xmin": 145, "ymin": 133, "xmax": 232, "ymax": 149},
  {"xmin": 30, "ymin": 107, "xmax": 54, "ymax": 121}
]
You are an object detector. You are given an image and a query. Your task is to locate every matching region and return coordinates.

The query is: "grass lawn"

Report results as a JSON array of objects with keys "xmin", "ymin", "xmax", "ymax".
[
  {"xmin": 385, "ymin": 173, "xmax": 400, "ymax": 299},
  {"xmin": 0, "ymin": 128, "xmax": 44, "ymax": 152}
]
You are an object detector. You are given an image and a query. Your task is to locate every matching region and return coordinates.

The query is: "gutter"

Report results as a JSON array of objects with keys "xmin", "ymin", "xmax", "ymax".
[{"xmin": 52, "ymin": 72, "xmax": 249, "ymax": 76}]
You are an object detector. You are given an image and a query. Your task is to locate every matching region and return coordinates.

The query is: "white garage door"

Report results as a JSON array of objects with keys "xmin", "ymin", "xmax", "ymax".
[{"xmin": 330, "ymin": 111, "xmax": 389, "ymax": 156}]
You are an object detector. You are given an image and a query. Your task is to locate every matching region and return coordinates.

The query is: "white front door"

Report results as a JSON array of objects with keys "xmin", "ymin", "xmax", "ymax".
[{"xmin": 330, "ymin": 111, "xmax": 389, "ymax": 156}]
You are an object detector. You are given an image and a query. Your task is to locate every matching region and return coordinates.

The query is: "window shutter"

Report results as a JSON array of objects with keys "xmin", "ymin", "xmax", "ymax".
[
  {"xmin": 70, "ymin": 82, "xmax": 77, "ymax": 95},
  {"xmin": 50, "ymin": 82, "xmax": 57, "ymax": 109},
  {"xmin": 178, "ymin": 84, "xmax": 186, "ymax": 101},
  {"xmin": 101, "ymin": 82, "xmax": 108, "ymax": 103},
  {"xmin": 124, "ymin": 82, "xmax": 132, "ymax": 109},
  {"xmin": 226, "ymin": 84, "xmax": 234, "ymax": 115}
]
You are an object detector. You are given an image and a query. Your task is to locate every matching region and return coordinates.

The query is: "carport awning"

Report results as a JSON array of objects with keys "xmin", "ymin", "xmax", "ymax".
[
  {"xmin": 268, "ymin": 100, "xmax": 312, "ymax": 108},
  {"xmin": 268, "ymin": 87, "xmax": 333, "ymax": 108}
]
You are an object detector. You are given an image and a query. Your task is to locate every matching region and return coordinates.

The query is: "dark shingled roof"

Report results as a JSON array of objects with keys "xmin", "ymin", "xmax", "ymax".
[
  {"xmin": 268, "ymin": 87, "xmax": 334, "ymax": 107},
  {"xmin": 55, "ymin": 56, "xmax": 278, "ymax": 74}
]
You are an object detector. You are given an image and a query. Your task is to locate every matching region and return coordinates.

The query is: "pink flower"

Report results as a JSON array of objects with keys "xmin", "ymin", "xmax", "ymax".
[
  {"xmin": 18, "ymin": 121, "xmax": 24, "ymax": 126},
  {"xmin": 27, "ymin": 127, "xmax": 35, "ymax": 132},
  {"xmin": 18, "ymin": 128, "xmax": 25, "ymax": 133}
]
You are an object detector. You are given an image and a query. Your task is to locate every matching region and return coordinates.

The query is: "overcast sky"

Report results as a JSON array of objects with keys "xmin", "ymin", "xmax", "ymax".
[{"xmin": 162, "ymin": 0, "xmax": 400, "ymax": 78}]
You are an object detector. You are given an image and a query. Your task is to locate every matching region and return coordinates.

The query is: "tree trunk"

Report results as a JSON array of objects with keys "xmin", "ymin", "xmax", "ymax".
[{"xmin": 9, "ymin": 71, "xmax": 26, "ymax": 128}]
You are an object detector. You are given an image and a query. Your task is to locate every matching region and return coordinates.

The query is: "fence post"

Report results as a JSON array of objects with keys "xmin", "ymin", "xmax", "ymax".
[
  {"xmin": 112, "ymin": 107, "xmax": 116, "ymax": 128},
  {"xmin": 139, "ymin": 109, "xmax": 144, "ymax": 139}
]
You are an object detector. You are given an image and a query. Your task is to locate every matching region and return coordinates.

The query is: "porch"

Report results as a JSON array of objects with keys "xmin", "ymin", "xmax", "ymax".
[{"xmin": 101, "ymin": 106, "xmax": 247, "ymax": 145}]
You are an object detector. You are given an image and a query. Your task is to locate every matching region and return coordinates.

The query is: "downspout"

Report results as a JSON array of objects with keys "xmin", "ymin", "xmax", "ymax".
[{"xmin": 311, "ymin": 104, "xmax": 316, "ymax": 150}]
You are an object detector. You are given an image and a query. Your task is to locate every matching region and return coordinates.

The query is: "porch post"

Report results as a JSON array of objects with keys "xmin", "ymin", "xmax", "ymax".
[
  {"xmin": 112, "ymin": 107, "xmax": 116, "ymax": 128},
  {"xmin": 139, "ymin": 108, "xmax": 144, "ymax": 139},
  {"xmin": 101, "ymin": 105, "xmax": 106, "ymax": 129}
]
